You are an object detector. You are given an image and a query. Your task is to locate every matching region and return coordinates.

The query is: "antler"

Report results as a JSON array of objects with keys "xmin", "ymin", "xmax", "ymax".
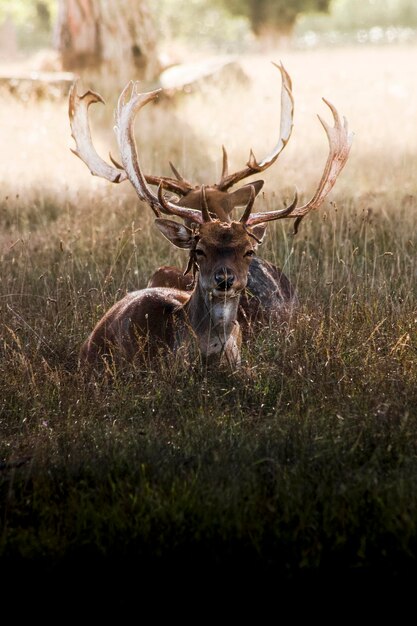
[
  {"xmin": 69, "ymin": 80, "xmax": 194, "ymax": 196},
  {"xmin": 69, "ymin": 83, "xmax": 128, "ymax": 183},
  {"xmin": 70, "ymin": 69, "xmax": 351, "ymax": 233},
  {"xmin": 114, "ymin": 82, "xmax": 205, "ymax": 222},
  {"xmin": 217, "ymin": 62, "xmax": 294, "ymax": 191},
  {"xmin": 245, "ymin": 99, "xmax": 353, "ymax": 229},
  {"xmin": 69, "ymin": 60, "xmax": 294, "ymax": 213}
]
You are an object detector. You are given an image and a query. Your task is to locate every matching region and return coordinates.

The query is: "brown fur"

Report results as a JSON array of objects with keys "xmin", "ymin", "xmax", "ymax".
[
  {"xmin": 80, "ymin": 288, "xmax": 190, "ymax": 364},
  {"xmin": 81, "ymin": 221, "xmax": 258, "ymax": 368},
  {"xmin": 147, "ymin": 266, "xmax": 193, "ymax": 291},
  {"xmin": 147, "ymin": 256, "xmax": 297, "ymax": 336}
]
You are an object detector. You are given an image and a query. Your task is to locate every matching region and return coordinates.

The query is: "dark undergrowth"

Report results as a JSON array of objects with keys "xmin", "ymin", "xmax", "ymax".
[{"xmin": 1, "ymin": 183, "xmax": 417, "ymax": 595}]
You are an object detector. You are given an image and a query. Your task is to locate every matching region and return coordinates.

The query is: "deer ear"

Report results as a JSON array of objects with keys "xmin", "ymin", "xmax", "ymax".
[
  {"xmin": 249, "ymin": 223, "xmax": 268, "ymax": 245},
  {"xmin": 227, "ymin": 180, "xmax": 264, "ymax": 211},
  {"xmin": 155, "ymin": 218, "xmax": 194, "ymax": 249}
]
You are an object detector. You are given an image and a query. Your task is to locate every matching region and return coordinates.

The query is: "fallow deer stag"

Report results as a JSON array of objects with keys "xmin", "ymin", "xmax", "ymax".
[
  {"xmin": 70, "ymin": 65, "xmax": 352, "ymax": 366},
  {"xmin": 70, "ymin": 64, "xmax": 297, "ymax": 331}
]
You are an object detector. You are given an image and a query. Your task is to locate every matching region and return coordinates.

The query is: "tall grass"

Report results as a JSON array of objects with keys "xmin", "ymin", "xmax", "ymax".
[{"xmin": 1, "ymin": 46, "xmax": 417, "ymax": 581}]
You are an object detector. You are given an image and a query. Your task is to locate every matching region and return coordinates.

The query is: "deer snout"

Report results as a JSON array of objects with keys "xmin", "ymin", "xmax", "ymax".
[{"xmin": 214, "ymin": 267, "xmax": 235, "ymax": 291}]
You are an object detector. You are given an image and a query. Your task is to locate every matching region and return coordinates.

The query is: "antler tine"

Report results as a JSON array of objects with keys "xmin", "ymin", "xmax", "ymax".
[
  {"xmin": 69, "ymin": 80, "xmax": 128, "ymax": 183},
  {"xmin": 217, "ymin": 62, "xmax": 294, "ymax": 191},
  {"xmin": 145, "ymin": 172, "xmax": 193, "ymax": 196},
  {"xmin": 246, "ymin": 189, "xmax": 299, "ymax": 226},
  {"xmin": 109, "ymin": 152, "xmax": 124, "ymax": 171},
  {"xmin": 287, "ymin": 99, "xmax": 353, "ymax": 218},
  {"xmin": 246, "ymin": 100, "xmax": 353, "ymax": 227},
  {"xmin": 111, "ymin": 151, "xmax": 188, "ymax": 194},
  {"xmin": 221, "ymin": 145, "xmax": 229, "ymax": 180},
  {"xmin": 110, "ymin": 139, "xmax": 194, "ymax": 197},
  {"xmin": 201, "ymin": 185, "xmax": 214, "ymax": 222},
  {"xmin": 168, "ymin": 161, "xmax": 194, "ymax": 190},
  {"xmin": 157, "ymin": 182, "xmax": 178, "ymax": 216},
  {"xmin": 115, "ymin": 81, "xmax": 204, "ymax": 223},
  {"xmin": 147, "ymin": 160, "xmax": 195, "ymax": 196},
  {"xmin": 239, "ymin": 185, "xmax": 256, "ymax": 224}
]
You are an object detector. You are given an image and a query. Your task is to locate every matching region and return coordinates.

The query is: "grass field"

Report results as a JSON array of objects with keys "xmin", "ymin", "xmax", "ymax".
[{"xmin": 1, "ymin": 44, "xmax": 417, "ymax": 588}]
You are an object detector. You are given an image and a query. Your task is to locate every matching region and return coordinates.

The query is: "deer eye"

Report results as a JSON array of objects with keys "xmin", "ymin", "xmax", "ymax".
[
  {"xmin": 195, "ymin": 249, "xmax": 206, "ymax": 257},
  {"xmin": 244, "ymin": 249, "xmax": 255, "ymax": 257}
]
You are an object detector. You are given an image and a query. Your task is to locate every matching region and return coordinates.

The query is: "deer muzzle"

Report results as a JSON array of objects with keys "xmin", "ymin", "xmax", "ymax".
[{"xmin": 214, "ymin": 267, "xmax": 235, "ymax": 291}]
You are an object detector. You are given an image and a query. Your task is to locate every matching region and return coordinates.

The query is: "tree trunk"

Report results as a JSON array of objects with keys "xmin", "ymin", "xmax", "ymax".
[
  {"xmin": 254, "ymin": 22, "xmax": 295, "ymax": 51},
  {"xmin": 54, "ymin": 0, "xmax": 161, "ymax": 82}
]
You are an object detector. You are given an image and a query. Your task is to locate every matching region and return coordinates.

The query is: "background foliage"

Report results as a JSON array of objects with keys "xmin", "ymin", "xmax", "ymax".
[{"xmin": 2, "ymin": 0, "xmax": 417, "ymax": 55}]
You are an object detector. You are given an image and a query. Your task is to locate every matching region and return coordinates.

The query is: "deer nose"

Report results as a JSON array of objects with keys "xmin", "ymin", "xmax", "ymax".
[{"xmin": 214, "ymin": 267, "xmax": 235, "ymax": 291}]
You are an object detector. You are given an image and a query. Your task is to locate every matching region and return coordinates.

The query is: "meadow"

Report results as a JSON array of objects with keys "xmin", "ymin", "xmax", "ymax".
[{"xmin": 1, "ymin": 44, "xmax": 417, "ymax": 585}]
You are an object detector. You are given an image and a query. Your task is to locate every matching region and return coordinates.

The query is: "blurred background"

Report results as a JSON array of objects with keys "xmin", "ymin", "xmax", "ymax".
[
  {"xmin": 0, "ymin": 0, "xmax": 416, "ymax": 221},
  {"xmin": 1, "ymin": 0, "xmax": 417, "ymax": 68}
]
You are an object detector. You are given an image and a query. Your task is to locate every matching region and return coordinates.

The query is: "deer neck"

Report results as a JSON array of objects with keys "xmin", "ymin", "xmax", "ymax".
[{"xmin": 183, "ymin": 280, "xmax": 241, "ymax": 363}]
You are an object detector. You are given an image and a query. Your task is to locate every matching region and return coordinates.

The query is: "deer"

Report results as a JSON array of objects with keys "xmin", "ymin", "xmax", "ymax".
[{"xmin": 69, "ymin": 64, "xmax": 352, "ymax": 366}]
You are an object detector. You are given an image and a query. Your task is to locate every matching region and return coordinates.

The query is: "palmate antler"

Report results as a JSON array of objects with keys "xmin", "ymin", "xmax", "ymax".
[
  {"xmin": 68, "ymin": 62, "xmax": 294, "ymax": 203},
  {"xmin": 114, "ymin": 83, "xmax": 205, "ymax": 222},
  {"xmin": 244, "ymin": 99, "xmax": 353, "ymax": 232},
  {"xmin": 68, "ymin": 83, "xmax": 194, "ymax": 197},
  {"xmin": 217, "ymin": 62, "xmax": 294, "ymax": 191},
  {"xmin": 68, "ymin": 86, "xmax": 128, "ymax": 184}
]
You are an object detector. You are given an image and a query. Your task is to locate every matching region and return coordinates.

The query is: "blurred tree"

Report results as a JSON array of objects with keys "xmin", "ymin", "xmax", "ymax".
[
  {"xmin": 217, "ymin": 0, "xmax": 332, "ymax": 39},
  {"xmin": 54, "ymin": 0, "xmax": 161, "ymax": 81},
  {"xmin": 315, "ymin": 0, "xmax": 417, "ymax": 30},
  {"xmin": 0, "ymin": 0, "xmax": 54, "ymax": 22},
  {"xmin": 0, "ymin": 0, "xmax": 56, "ymax": 51},
  {"xmin": 36, "ymin": 2, "xmax": 52, "ymax": 30}
]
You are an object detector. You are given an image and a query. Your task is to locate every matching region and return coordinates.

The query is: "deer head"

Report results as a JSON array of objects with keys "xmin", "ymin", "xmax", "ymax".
[
  {"xmin": 79, "ymin": 187, "xmax": 282, "ymax": 368},
  {"xmin": 154, "ymin": 186, "xmax": 273, "ymax": 298}
]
